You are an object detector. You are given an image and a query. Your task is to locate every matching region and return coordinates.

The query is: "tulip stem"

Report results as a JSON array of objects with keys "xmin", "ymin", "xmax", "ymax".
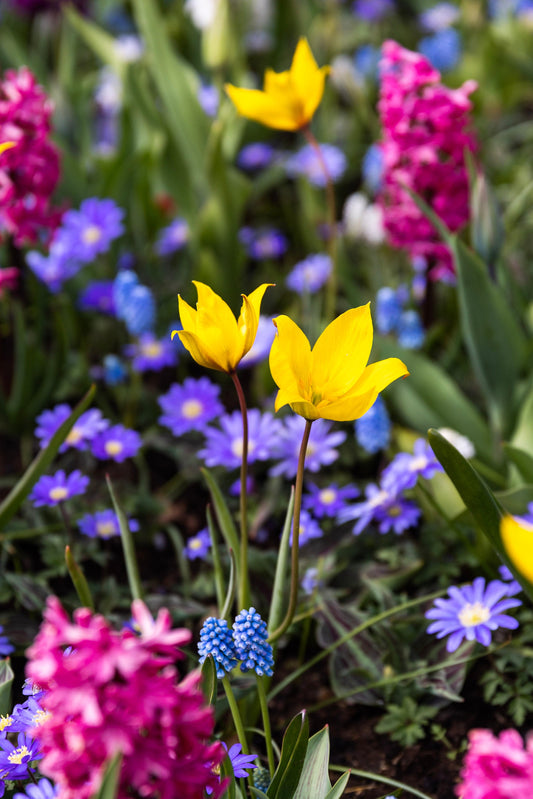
[
  {"xmin": 231, "ymin": 370, "xmax": 250, "ymax": 611},
  {"xmin": 302, "ymin": 126, "xmax": 338, "ymax": 322},
  {"xmin": 268, "ymin": 419, "xmax": 313, "ymax": 644}
]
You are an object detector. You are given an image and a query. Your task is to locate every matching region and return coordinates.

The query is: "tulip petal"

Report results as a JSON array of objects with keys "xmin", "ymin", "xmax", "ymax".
[
  {"xmin": 177, "ymin": 294, "xmax": 198, "ymax": 332},
  {"xmin": 355, "ymin": 357, "xmax": 410, "ymax": 396},
  {"xmin": 237, "ymin": 283, "xmax": 273, "ymax": 357},
  {"xmin": 311, "ymin": 305, "xmax": 373, "ymax": 397},
  {"xmin": 224, "ymin": 84, "xmax": 302, "ymax": 131},
  {"xmin": 501, "ymin": 515, "xmax": 533, "ymax": 583},
  {"xmin": 269, "ymin": 315, "xmax": 312, "ymax": 398},
  {"xmin": 177, "ymin": 330, "xmax": 226, "ymax": 372},
  {"xmin": 315, "ymin": 387, "xmax": 378, "ymax": 422},
  {"xmin": 290, "ymin": 38, "xmax": 330, "ymax": 123}
]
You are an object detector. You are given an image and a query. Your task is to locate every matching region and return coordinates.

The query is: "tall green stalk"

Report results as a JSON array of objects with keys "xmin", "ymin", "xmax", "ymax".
[{"xmin": 231, "ymin": 370, "xmax": 250, "ymax": 610}]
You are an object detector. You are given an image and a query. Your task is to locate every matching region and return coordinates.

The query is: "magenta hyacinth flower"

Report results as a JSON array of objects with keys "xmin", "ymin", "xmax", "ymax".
[
  {"xmin": 26, "ymin": 597, "xmax": 226, "ymax": 799},
  {"xmin": 425, "ymin": 577, "xmax": 522, "ymax": 653},
  {"xmin": 29, "ymin": 469, "xmax": 89, "ymax": 507},
  {"xmin": 0, "ymin": 67, "xmax": 62, "ymax": 246},
  {"xmin": 377, "ymin": 40, "xmax": 478, "ymax": 281},
  {"xmin": 456, "ymin": 728, "xmax": 533, "ymax": 799}
]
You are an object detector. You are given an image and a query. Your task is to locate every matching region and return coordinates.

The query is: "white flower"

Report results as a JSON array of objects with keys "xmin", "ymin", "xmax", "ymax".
[
  {"xmin": 184, "ymin": 0, "xmax": 220, "ymax": 29},
  {"xmin": 437, "ymin": 427, "xmax": 476, "ymax": 459},
  {"xmin": 94, "ymin": 67, "xmax": 122, "ymax": 113},
  {"xmin": 114, "ymin": 34, "xmax": 145, "ymax": 63},
  {"xmin": 343, "ymin": 192, "xmax": 385, "ymax": 244}
]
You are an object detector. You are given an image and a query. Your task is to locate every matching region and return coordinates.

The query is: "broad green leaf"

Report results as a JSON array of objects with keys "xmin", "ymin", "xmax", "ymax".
[
  {"xmin": 450, "ymin": 237, "xmax": 527, "ymax": 433},
  {"xmin": 65, "ymin": 545, "xmax": 95, "ymax": 610},
  {"xmin": 504, "ymin": 444, "xmax": 533, "ymax": 484},
  {"xmin": 249, "ymin": 790, "xmax": 269, "ymax": 799},
  {"xmin": 267, "ymin": 711, "xmax": 309, "ymax": 799},
  {"xmin": 107, "ymin": 476, "xmax": 144, "ymax": 602},
  {"xmin": 378, "ymin": 340, "xmax": 494, "ymax": 462},
  {"xmin": 65, "ymin": 7, "xmax": 126, "ymax": 74},
  {"xmin": 0, "ymin": 659, "xmax": 14, "ymax": 715},
  {"xmin": 324, "ymin": 771, "xmax": 350, "ymax": 799},
  {"xmin": 201, "ymin": 468, "xmax": 240, "ymax": 558},
  {"xmin": 292, "ymin": 726, "xmax": 331, "ymax": 799},
  {"xmin": 510, "ymin": 380, "xmax": 533, "ymax": 453},
  {"xmin": 0, "ymin": 385, "xmax": 95, "ymax": 531},
  {"xmin": 268, "ymin": 487, "xmax": 294, "ymax": 636},
  {"xmin": 91, "ymin": 752, "xmax": 122, "ymax": 799},
  {"xmin": 200, "ymin": 656, "xmax": 217, "ymax": 706},
  {"xmin": 221, "ymin": 549, "xmax": 237, "ymax": 620}
]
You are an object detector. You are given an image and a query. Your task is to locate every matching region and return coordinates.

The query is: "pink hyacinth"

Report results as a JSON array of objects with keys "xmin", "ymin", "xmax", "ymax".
[
  {"xmin": 377, "ymin": 40, "xmax": 478, "ymax": 281},
  {"xmin": 0, "ymin": 67, "xmax": 62, "ymax": 246},
  {"xmin": 456, "ymin": 728, "xmax": 533, "ymax": 799},
  {"xmin": 26, "ymin": 597, "xmax": 226, "ymax": 799}
]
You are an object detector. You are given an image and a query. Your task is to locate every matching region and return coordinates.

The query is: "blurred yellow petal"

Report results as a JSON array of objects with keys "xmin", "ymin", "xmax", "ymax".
[
  {"xmin": 355, "ymin": 358, "xmax": 410, "ymax": 396},
  {"xmin": 291, "ymin": 37, "xmax": 331, "ymax": 122},
  {"xmin": 312, "ymin": 305, "xmax": 372, "ymax": 397},
  {"xmin": 225, "ymin": 84, "xmax": 302, "ymax": 131},
  {"xmin": 501, "ymin": 515, "xmax": 533, "ymax": 583}
]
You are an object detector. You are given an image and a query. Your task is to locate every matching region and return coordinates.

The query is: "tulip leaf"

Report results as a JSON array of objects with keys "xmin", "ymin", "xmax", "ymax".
[
  {"xmin": 324, "ymin": 771, "xmax": 351, "ymax": 799},
  {"xmin": 292, "ymin": 726, "xmax": 331, "ymax": 799},
  {"xmin": 0, "ymin": 385, "xmax": 96, "ymax": 531},
  {"xmin": 200, "ymin": 656, "xmax": 217, "ymax": 707},
  {"xmin": 378, "ymin": 341, "xmax": 493, "ymax": 462},
  {"xmin": 267, "ymin": 711, "xmax": 309, "ymax": 799},
  {"xmin": 504, "ymin": 444, "xmax": 533, "ymax": 484},
  {"xmin": 107, "ymin": 476, "xmax": 144, "ymax": 602},
  {"xmin": 449, "ymin": 237, "xmax": 527, "ymax": 433},
  {"xmin": 268, "ymin": 486, "xmax": 295, "ymax": 636},
  {"xmin": 65, "ymin": 545, "xmax": 95, "ymax": 610},
  {"xmin": 92, "ymin": 752, "xmax": 122, "ymax": 799},
  {"xmin": 510, "ymin": 380, "xmax": 533, "ymax": 453},
  {"xmin": 249, "ymin": 790, "xmax": 269, "ymax": 799},
  {"xmin": 0, "ymin": 659, "xmax": 14, "ymax": 716},
  {"xmin": 221, "ymin": 549, "xmax": 237, "ymax": 620},
  {"xmin": 65, "ymin": 7, "xmax": 126, "ymax": 74},
  {"xmin": 201, "ymin": 468, "xmax": 241, "ymax": 559}
]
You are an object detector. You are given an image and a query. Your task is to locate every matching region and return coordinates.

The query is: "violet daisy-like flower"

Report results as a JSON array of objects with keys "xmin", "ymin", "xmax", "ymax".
[
  {"xmin": 232, "ymin": 607, "xmax": 274, "ymax": 677},
  {"xmin": 78, "ymin": 280, "xmax": 116, "ymax": 315},
  {"xmin": 338, "ymin": 482, "xmax": 421, "ymax": 535},
  {"xmin": 155, "ymin": 217, "xmax": 189, "ymax": 256},
  {"xmin": 285, "ymin": 144, "xmax": 347, "ymax": 187},
  {"xmin": 124, "ymin": 333, "xmax": 178, "ymax": 373},
  {"xmin": 0, "ymin": 624, "xmax": 14, "ymax": 657},
  {"xmin": 77, "ymin": 509, "xmax": 140, "ymax": 539},
  {"xmin": 237, "ymin": 142, "xmax": 275, "ymax": 171},
  {"xmin": 184, "ymin": 528, "xmax": 211, "ymax": 560},
  {"xmin": 199, "ymin": 409, "xmax": 282, "ymax": 470},
  {"xmin": 301, "ymin": 567, "xmax": 324, "ymax": 595},
  {"xmin": 286, "ymin": 254, "xmax": 332, "ymax": 293},
  {"xmin": 498, "ymin": 564, "xmax": 522, "ymax": 596},
  {"xmin": 425, "ymin": 577, "xmax": 522, "ymax": 653},
  {"xmin": 57, "ymin": 198, "xmax": 125, "ymax": 263},
  {"xmin": 382, "ymin": 438, "xmax": 443, "ymax": 493},
  {"xmin": 0, "ymin": 732, "xmax": 42, "ymax": 780},
  {"xmin": 8, "ymin": 696, "xmax": 51, "ymax": 733},
  {"xmin": 29, "ymin": 470, "xmax": 89, "ymax": 508},
  {"xmin": 239, "ymin": 226, "xmax": 288, "ymax": 260},
  {"xmin": 158, "ymin": 377, "xmax": 224, "ymax": 437},
  {"xmin": 198, "ymin": 83, "xmax": 220, "ymax": 117},
  {"xmin": 198, "ymin": 617, "xmax": 238, "ymax": 679},
  {"xmin": 26, "ymin": 244, "xmax": 81, "ymax": 294},
  {"xmin": 352, "ymin": 0, "xmax": 394, "ymax": 21},
  {"xmin": 13, "ymin": 777, "xmax": 58, "ymax": 799},
  {"xmin": 91, "ymin": 424, "xmax": 142, "ymax": 462},
  {"xmin": 269, "ymin": 417, "xmax": 347, "ymax": 479},
  {"xmin": 222, "ymin": 743, "xmax": 258, "ymax": 779},
  {"xmin": 35, "ymin": 405, "xmax": 110, "ymax": 452},
  {"xmin": 290, "ymin": 509, "xmax": 323, "ymax": 546},
  {"xmin": 302, "ymin": 482, "xmax": 360, "ymax": 518}
]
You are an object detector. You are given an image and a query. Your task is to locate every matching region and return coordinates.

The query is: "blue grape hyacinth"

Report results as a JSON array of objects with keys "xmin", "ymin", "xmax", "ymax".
[
  {"xmin": 198, "ymin": 617, "xmax": 238, "ymax": 679},
  {"xmin": 232, "ymin": 608, "xmax": 274, "ymax": 677}
]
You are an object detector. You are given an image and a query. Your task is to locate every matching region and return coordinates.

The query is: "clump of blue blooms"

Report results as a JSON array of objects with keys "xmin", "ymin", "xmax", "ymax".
[
  {"xmin": 0, "ymin": 624, "xmax": 14, "ymax": 657},
  {"xmin": 254, "ymin": 768, "xmax": 272, "ymax": 791},
  {"xmin": 113, "ymin": 270, "xmax": 156, "ymax": 336},
  {"xmin": 355, "ymin": 395, "xmax": 391, "ymax": 454},
  {"xmin": 285, "ymin": 144, "xmax": 347, "ymax": 187},
  {"xmin": 232, "ymin": 607, "xmax": 274, "ymax": 677},
  {"xmin": 198, "ymin": 617, "xmax": 238, "ymax": 679},
  {"xmin": 376, "ymin": 287, "xmax": 404, "ymax": 334},
  {"xmin": 353, "ymin": 45, "xmax": 381, "ymax": 82},
  {"xmin": 286, "ymin": 254, "xmax": 332, "ymax": 293},
  {"xmin": 154, "ymin": 217, "xmax": 189, "ymax": 256},
  {"xmin": 78, "ymin": 280, "xmax": 116, "ymax": 315},
  {"xmin": 29, "ymin": 469, "xmax": 89, "ymax": 507},
  {"xmin": 269, "ymin": 417, "xmax": 346, "ymax": 479},
  {"xmin": 418, "ymin": 28, "xmax": 462, "ymax": 73},
  {"xmin": 302, "ymin": 482, "xmax": 360, "ymax": 518},
  {"xmin": 425, "ymin": 577, "xmax": 522, "ymax": 652},
  {"xmin": 199, "ymin": 409, "xmax": 282, "ymax": 470},
  {"xmin": 101, "ymin": 354, "xmax": 128, "ymax": 385},
  {"xmin": 376, "ymin": 287, "xmax": 425, "ymax": 349},
  {"xmin": 184, "ymin": 528, "xmax": 211, "ymax": 560},
  {"xmin": 239, "ymin": 226, "xmax": 288, "ymax": 260},
  {"xmin": 158, "ymin": 377, "xmax": 224, "ymax": 436},
  {"xmin": 77, "ymin": 509, "xmax": 140, "ymax": 539}
]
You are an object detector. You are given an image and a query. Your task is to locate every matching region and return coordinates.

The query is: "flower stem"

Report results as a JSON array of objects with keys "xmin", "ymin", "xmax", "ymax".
[
  {"xmin": 256, "ymin": 674, "xmax": 275, "ymax": 777},
  {"xmin": 231, "ymin": 370, "xmax": 250, "ymax": 610},
  {"xmin": 268, "ymin": 419, "xmax": 313, "ymax": 643},
  {"xmin": 222, "ymin": 675, "xmax": 248, "ymax": 754},
  {"xmin": 302, "ymin": 126, "xmax": 338, "ymax": 322}
]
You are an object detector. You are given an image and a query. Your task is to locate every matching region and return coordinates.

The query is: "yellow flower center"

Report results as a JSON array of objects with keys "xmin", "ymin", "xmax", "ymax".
[
  {"xmin": 458, "ymin": 602, "xmax": 490, "ymax": 628},
  {"xmin": 319, "ymin": 488, "xmax": 336, "ymax": 505},
  {"xmin": 369, "ymin": 490, "xmax": 389, "ymax": 508},
  {"xmin": 306, "ymin": 442, "xmax": 316, "ymax": 457},
  {"xmin": 0, "ymin": 715, "xmax": 13, "ymax": 732},
  {"xmin": 96, "ymin": 521, "xmax": 116, "ymax": 538},
  {"xmin": 410, "ymin": 456, "xmax": 428, "ymax": 472},
  {"xmin": 49, "ymin": 486, "xmax": 69, "ymax": 502},
  {"xmin": 9, "ymin": 745, "xmax": 30, "ymax": 764},
  {"xmin": 105, "ymin": 440, "xmax": 123, "ymax": 456},
  {"xmin": 32, "ymin": 708, "xmax": 52, "ymax": 726},
  {"xmin": 83, "ymin": 225, "xmax": 102, "ymax": 244},
  {"xmin": 182, "ymin": 399, "xmax": 203, "ymax": 419},
  {"xmin": 66, "ymin": 427, "xmax": 83, "ymax": 445},
  {"xmin": 189, "ymin": 538, "xmax": 203, "ymax": 550},
  {"xmin": 231, "ymin": 439, "xmax": 255, "ymax": 458},
  {"xmin": 141, "ymin": 341, "xmax": 163, "ymax": 358},
  {"xmin": 388, "ymin": 504, "xmax": 402, "ymax": 517}
]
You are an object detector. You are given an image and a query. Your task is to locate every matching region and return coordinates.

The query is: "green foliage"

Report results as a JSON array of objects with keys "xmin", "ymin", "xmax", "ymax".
[{"xmin": 375, "ymin": 697, "xmax": 439, "ymax": 747}]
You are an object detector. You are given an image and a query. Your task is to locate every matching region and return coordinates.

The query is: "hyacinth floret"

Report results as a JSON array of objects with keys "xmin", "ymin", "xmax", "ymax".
[
  {"xmin": 198, "ymin": 617, "xmax": 238, "ymax": 679},
  {"xmin": 232, "ymin": 608, "xmax": 274, "ymax": 677}
]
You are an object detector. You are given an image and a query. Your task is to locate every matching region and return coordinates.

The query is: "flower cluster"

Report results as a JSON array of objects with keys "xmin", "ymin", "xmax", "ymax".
[
  {"xmin": 26, "ymin": 597, "xmax": 226, "ymax": 799},
  {"xmin": 0, "ymin": 66, "xmax": 62, "ymax": 245},
  {"xmin": 377, "ymin": 40, "xmax": 478, "ymax": 280},
  {"xmin": 198, "ymin": 607, "xmax": 274, "ymax": 679}
]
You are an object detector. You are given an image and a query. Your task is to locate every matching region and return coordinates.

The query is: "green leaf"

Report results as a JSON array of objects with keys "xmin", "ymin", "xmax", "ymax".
[
  {"xmin": 510, "ymin": 380, "xmax": 533, "ymax": 453},
  {"xmin": 91, "ymin": 752, "xmax": 122, "ymax": 799},
  {"xmin": 267, "ymin": 711, "xmax": 309, "ymax": 799},
  {"xmin": 200, "ymin": 656, "xmax": 217, "ymax": 707},
  {"xmin": 249, "ymin": 790, "xmax": 270, "ymax": 799},
  {"xmin": 449, "ymin": 237, "xmax": 527, "ymax": 433},
  {"xmin": 65, "ymin": 545, "xmax": 95, "ymax": 610},
  {"xmin": 292, "ymin": 726, "xmax": 331, "ymax": 799},
  {"xmin": 221, "ymin": 549, "xmax": 237, "ymax": 620},
  {"xmin": 107, "ymin": 476, "xmax": 144, "ymax": 601},
  {"xmin": 201, "ymin": 468, "xmax": 240, "ymax": 558},
  {"xmin": 0, "ymin": 659, "xmax": 14, "ymax": 715},
  {"xmin": 220, "ymin": 748, "xmax": 236, "ymax": 799},
  {"xmin": 324, "ymin": 771, "xmax": 350, "ymax": 799},
  {"xmin": 65, "ymin": 7, "xmax": 126, "ymax": 74},
  {"xmin": 0, "ymin": 385, "xmax": 96, "ymax": 531},
  {"xmin": 268, "ymin": 487, "xmax": 294, "ymax": 636},
  {"xmin": 504, "ymin": 444, "xmax": 533, "ymax": 484},
  {"xmin": 378, "ymin": 341, "xmax": 494, "ymax": 463}
]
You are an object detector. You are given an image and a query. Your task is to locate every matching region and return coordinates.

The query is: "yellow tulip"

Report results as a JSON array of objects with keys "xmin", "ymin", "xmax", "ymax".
[
  {"xmin": 173, "ymin": 281, "xmax": 272, "ymax": 373},
  {"xmin": 225, "ymin": 37, "xmax": 330, "ymax": 132},
  {"xmin": 501, "ymin": 514, "xmax": 533, "ymax": 583},
  {"xmin": 269, "ymin": 304, "xmax": 409, "ymax": 422}
]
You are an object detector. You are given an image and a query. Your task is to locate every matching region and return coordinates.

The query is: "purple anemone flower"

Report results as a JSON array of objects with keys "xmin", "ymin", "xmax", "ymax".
[
  {"xmin": 124, "ymin": 333, "xmax": 178, "ymax": 373},
  {"xmin": 302, "ymin": 482, "xmax": 360, "ymax": 518},
  {"xmin": 285, "ymin": 144, "xmax": 347, "ymax": 187},
  {"xmin": 7, "ymin": 696, "xmax": 50, "ymax": 734},
  {"xmin": 352, "ymin": 0, "xmax": 394, "ymax": 21},
  {"xmin": 199, "ymin": 409, "xmax": 282, "ymax": 470},
  {"xmin": 91, "ymin": 424, "xmax": 142, "ymax": 462},
  {"xmin": 290, "ymin": 509, "xmax": 323, "ymax": 546},
  {"xmin": 77, "ymin": 509, "xmax": 140, "ymax": 539},
  {"xmin": 237, "ymin": 142, "xmax": 275, "ymax": 171},
  {"xmin": 222, "ymin": 742, "xmax": 258, "ymax": 779},
  {"xmin": 35, "ymin": 405, "xmax": 110, "ymax": 452},
  {"xmin": 29, "ymin": 469, "xmax": 89, "ymax": 507},
  {"xmin": 286, "ymin": 254, "xmax": 332, "ymax": 293},
  {"xmin": 0, "ymin": 733, "xmax": 42, "ymax": 780},
  {"xmin": 382, "ymin": 438, "xmax": 443, "ymax": 493},
  {"xmin": 78, "ymin": 281, "xmax": 116, "ymax": 315},
  {"xmin": 425, "ymin": 577, "xmax": 522, "ymax": 652},
  {"xmin": 0, "ymin": 624, "xmax": 14, "ymax": 657},
  {"xmin": 338, "ymin": 482, "xmax": 421, "ymax": 535},
  {"xmin": 13, "ymin": 777, "xmax": 59, "ymax": 799},
  {"xmin": 158, "ymin": 377, "xmax": 224, "ymax": 436},
  {"xmin": 269, "ymin": 417, "xmax": 346, "ymax": 479},
  {"xmin": 184, "ymin": 528, "xmax": 211, "ymax": 560},
  {"xmin": 239, "ymin": 226, "xmax": 288, "ymax": 260},
  {"xmin": 155, "ymin": 217, "xmax": 189, "ymax": 256},
  {"xmin": 56, "ymin": 198, "xmax": 125, "ymax": 262}
]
